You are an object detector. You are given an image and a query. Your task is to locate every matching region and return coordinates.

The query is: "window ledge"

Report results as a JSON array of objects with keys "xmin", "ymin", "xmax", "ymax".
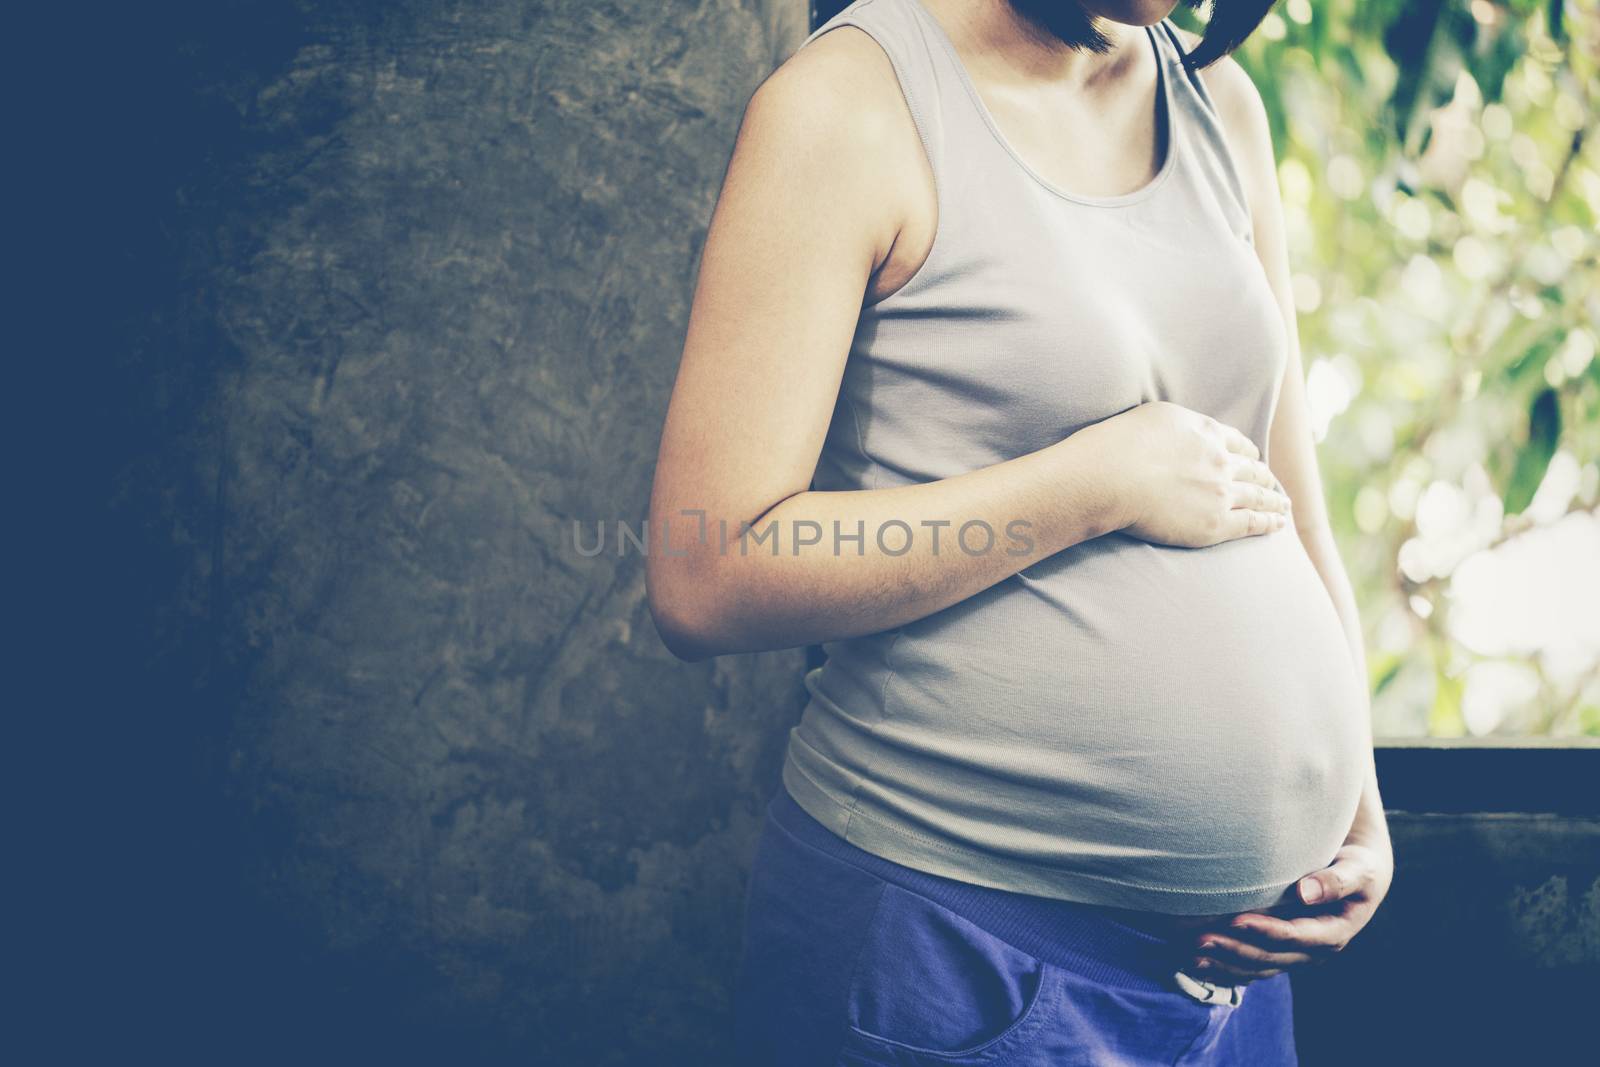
[{"xmin": 1374, "ymin": 738, "xmax": 1600, "ymax": 816}]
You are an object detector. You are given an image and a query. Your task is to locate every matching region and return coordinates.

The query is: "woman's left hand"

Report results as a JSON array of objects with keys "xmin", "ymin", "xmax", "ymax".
[{"xmin": 1188, "ymin": 839, "xmax": 1395, "ymax": 983}]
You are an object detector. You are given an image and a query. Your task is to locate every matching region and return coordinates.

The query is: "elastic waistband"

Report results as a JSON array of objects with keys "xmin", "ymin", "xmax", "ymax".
[{"xmin": 767, "ymin": 783, "xmax": 1190, "ymax": 993}]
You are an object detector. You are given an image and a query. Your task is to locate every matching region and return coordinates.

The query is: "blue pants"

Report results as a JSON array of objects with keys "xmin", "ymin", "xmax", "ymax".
[{"xmin": 733, "ymin": 784, "xmax": 1298, "ymax": 1066}]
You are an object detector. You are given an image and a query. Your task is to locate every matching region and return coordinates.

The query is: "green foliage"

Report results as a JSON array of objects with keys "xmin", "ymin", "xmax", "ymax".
[
  {"xmin": 1503, "ymin": 387, "xmax": 1562, "ymax": 513},
  {"xmin": 1175, "ymin": 0, "xmax": 1600, "ymax": 738}
]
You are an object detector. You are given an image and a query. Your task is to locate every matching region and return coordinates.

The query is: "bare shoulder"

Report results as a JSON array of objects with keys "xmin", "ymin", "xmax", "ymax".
[
  {"xmin": 737, "ymin": 26, "xmax": 933, "ymax": 295},
  {"xmin": 748, "ymin": 26, "xmax": 921, "ymax": 159}
]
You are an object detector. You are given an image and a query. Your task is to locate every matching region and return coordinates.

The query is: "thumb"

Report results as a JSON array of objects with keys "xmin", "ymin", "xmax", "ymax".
[{"xmin": 1297, "ymin": 860, "xmax": 1355, "ymax": 905}]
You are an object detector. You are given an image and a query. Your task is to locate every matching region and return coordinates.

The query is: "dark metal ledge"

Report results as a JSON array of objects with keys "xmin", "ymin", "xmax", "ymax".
[{"xmin": 1375, "ymin": 738, "xmax": 1600, "ymax": 817}]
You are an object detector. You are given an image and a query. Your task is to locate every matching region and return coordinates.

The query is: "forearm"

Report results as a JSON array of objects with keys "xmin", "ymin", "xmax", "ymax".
[
  {"xmin": 649, "ymin": 428, "xmax": 1121, "ymax": 659},
  {"xmin": 1299, "ymin": 527, "xmax": 1390, "ymax": 850}
]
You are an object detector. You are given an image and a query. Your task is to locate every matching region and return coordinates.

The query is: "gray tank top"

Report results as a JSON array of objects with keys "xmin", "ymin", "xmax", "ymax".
[{"xmin": 781, "ymin": 0, "xmax": 1368, "ymax": 914}]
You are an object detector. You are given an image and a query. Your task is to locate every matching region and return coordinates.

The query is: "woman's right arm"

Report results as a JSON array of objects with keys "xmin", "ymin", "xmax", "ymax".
[{"xmin": 645, "ymin": 32, "xmax": 1289, "ymax": 662}]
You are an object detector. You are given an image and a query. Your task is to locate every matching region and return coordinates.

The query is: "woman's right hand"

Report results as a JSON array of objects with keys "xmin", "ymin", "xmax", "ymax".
[{"xmin": 1087, "ymin": 401, "xmax": 1292, "ymax": 548}]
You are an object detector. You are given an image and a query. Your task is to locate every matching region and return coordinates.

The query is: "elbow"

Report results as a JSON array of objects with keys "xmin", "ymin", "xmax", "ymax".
[
  {"xmin": 651, "ymin": 606, "xmax": 721, "ymax": 663},
  {"xmin": 646, "ymin": 558, "xmax": 729, "ymax": 663}
]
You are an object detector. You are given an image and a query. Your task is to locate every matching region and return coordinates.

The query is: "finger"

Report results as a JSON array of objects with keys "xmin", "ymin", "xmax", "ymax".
[
  {"xmin": 1227, "ymin": 457, "xmax": 1275, "ymax": 490},
  {"xmin": 1216, "ymin": 422, "xmax": 1261, "ymax": 461},
  {"xmin": 1267, "ymin": 469, "xmax": 1291, "ymax": 502},
  {"xmin": 1229, "ymin": 911, "xmax": 1349, "ymax": 952},
  {"xmin": 1298, "ymin": 858, "xmax": 1363, "ymax": 905},
  {"xmin": 1229, "ymin": 461, "xmax": 1292, "ymax": 512},
  {"xmin": 1229, "ymin": 479, "xmax": 1291, "ymax": 516},
  {"xmin": 1196, "ymin": 933, "xmax": 1316, "ymax": 971},
  {"xmin": 1219, "ymin": 506, "xmax": 1286, "ymax": 540}
]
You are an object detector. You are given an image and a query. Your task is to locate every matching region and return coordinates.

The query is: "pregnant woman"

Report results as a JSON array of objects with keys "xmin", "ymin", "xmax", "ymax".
[{"xmin": 647, "ymin": 0, "xmax": 1393, "ymax": 1062}]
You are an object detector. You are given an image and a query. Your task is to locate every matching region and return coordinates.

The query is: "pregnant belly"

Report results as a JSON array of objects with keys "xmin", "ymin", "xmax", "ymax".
[{"xmin": 854, "ymin": 524, "xmax": 1369, "ymax": 902}]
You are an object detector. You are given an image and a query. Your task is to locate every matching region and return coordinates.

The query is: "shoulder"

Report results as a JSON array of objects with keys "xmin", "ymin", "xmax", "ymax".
[
  {"xmin": 1164, "ymin": 22, "xmax": 1276, "ymax": 207},
  {"xmin": 723, "ymin": 25, "xmax": 925, "ymax": 267},
  {"xmin": 747, "ymin": 24, "xmax": 919, "ymax": 157}
]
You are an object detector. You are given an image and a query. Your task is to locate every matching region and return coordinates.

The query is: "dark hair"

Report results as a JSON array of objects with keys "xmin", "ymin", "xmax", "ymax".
[
  {"xmin": 1006, "ymin": 0, "xmax": 1280, "ymax": 73},
  {"xmin": 1176, "ymin": 0, "xmax": 1280, "ymax": 72}
]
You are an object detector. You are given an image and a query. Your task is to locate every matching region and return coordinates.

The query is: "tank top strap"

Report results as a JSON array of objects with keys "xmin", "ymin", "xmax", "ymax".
[{"xmin": 1151, "ymin": 19, "xmax": 1256, "ymax": 244}]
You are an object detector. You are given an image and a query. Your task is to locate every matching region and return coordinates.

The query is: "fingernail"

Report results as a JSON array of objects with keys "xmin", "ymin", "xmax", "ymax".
[
  {"xmin": 1300, "ymin": 879, "xmax": 1324, "ymax": 904},
  {"xmin": 1198, "ymin": 940, "xmax": 1218, "ymax": 950}
]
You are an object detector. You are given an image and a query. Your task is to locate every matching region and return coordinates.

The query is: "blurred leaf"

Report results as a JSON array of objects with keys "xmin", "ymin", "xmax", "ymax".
[
  {"xmin": 1502, "ymin": 387, "xmax": 1562, "ymax": 514},
  {"xmin": 1429, "ymin": 669, "xmax": 1466, "ymax": 737},
  {"xmin": 1580, "ymin": 703, "xmax": 1600, "ymax": 736},
  {"xmin": 1463, "ymin": 15, "xmax": 1528, "ymax": 103},
  {"xmin": 1383, "ymin": 0, "xmax": 1448, "ymax": 149},
  {"xmin": 1371, "ymin": 651, "xmax": 1405, "ymax": 695},
  {"xmin": 1495, "ymin": 320, "xmax": 1562, "ymax": 388}
]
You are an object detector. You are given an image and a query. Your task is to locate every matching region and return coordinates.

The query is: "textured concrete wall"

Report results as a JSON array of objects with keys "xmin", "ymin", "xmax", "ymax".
[{"xmin": 83, "ymin": 1, "xmax": 810, "ymax": 1063}]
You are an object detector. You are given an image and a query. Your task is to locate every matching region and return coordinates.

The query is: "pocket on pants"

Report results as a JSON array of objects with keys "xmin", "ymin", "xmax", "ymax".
[{"xmin": 837, "ymin": 883, "xmax": 1058, "ymax": 1065}]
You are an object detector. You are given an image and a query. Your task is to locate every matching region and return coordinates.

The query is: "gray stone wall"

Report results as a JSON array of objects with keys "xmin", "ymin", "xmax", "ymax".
[{"xmin": 81, "ymin": 1, "xmax": 810, "ymax": 1062}]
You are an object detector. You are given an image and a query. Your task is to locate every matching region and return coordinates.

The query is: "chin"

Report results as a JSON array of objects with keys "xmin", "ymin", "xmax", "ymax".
[
  {"xmin": 1007, "ymin": 0, "xmax": 1194, "ymax": 49},
  {"xmin": 1081, "ymin": 1, "xmax": 1196, "ymax": 27}
]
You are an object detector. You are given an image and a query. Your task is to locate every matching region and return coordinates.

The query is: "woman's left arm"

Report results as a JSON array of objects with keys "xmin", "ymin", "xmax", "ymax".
[{"xmin": 1187, "ymin": 49, "xmax": 1393, "ymax": 984}]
